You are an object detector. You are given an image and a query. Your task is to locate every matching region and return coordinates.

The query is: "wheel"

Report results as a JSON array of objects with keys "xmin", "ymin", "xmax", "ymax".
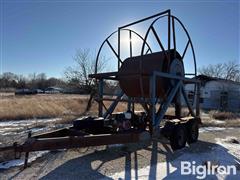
[
  {"xmin": 187, "ymin": 119, "xmax": 199, "ymax": 144},
  {"xmin": 170, "ymin": 124, "xmax": 187, "ymax": 150}
]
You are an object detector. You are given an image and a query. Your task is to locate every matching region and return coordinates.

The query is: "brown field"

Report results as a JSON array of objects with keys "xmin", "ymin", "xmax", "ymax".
[
  {"xmin": 0, "ymin": 94, "xmax": 93, "ymax": 120},
  {"xmin": 0, "ymin": 92, "xmax": 15, "ymax": 97},
  {"xmin": 0, "ymin": 93, "xmax": 239, "ymax": 126},
  {"xmin": 0, "ymin": 94, "xmax": 142, "ymax": 121}
]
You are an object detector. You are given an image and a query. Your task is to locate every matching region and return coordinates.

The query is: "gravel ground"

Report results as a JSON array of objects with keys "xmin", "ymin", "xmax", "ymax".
[{"xmin": 0, "ymin": 127, "xmax": 239, "ymax": 180}]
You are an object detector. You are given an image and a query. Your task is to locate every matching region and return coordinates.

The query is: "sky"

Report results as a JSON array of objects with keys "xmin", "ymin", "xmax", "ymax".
[{"xmin": 0, "ymin": 0, "xmax": 239, "ymax": 78}]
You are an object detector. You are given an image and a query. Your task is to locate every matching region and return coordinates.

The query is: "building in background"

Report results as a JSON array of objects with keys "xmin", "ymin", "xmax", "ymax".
[{"xmin": 184, "ymin": 75, "xmax": 240, "ymax": 112}]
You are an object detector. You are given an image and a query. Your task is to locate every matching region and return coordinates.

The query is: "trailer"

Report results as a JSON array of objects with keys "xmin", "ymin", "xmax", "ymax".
[{"xmin": 0, "ymin": 9, "xmax": 200, "ymax": 168}]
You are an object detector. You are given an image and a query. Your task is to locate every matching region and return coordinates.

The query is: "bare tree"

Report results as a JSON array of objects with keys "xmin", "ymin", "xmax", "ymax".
[
  {"xmin": 0, "ymin": 72, "xmax": 18, "ymax": 88},
  {"xmin": 64, "ymin": 49, "xmax": 105, "ymax": 88},
  {"xmin": 198, "ymin": 61, "xmax": 240, "ymax": 82},
  {"xmin": 64, "ymin": 48, "xmax": 106, "ymax": 111}
]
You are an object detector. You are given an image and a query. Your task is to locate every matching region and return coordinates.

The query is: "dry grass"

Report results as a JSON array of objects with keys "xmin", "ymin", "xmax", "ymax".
[
  {"xmin": 0, "ymin": 94, "xmax": 144, "ymax": 121},
  {"xmin": 201, "ymin": 118, "xmax": 240, "ymax": 127},
  {"xmin": 209, "ymin": 110, "xmax": 240, "ymax": 120},
  {"xmin": 201, "ymin": 110, "xmax": 240, "ymax": 127},
  {"xmin": 0, "ymin": 94, "xmax": 90, "ymax": 120},
  {"xmin": 1, "ymin": 94, "xmax": 240, "ymax": 128},
  {"xmin": 0, "ymin": 93, "xmax": 199, "ymax": 121},
  {"xmin": 165, "ymin": 107, "xmax": 190, "ymax": 117},
  {"xmin": 166, "ymin": 108, "xmax": 240, "ymax": 127},
  {"xmin": 0, "ymin": 92, "xmax": 14, "ymax": 97}
]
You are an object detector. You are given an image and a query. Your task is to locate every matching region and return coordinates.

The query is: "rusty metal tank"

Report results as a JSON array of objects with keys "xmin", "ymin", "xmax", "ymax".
[{"xmin": 118, "ymin": 49, "xmax": 184, "ymax": 98}]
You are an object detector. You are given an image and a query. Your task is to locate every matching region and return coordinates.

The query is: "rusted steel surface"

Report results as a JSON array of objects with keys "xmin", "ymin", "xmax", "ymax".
[
  {"xmin": 0, "ymin": 145, "xmax": 16, "ymax": 151},
  {"xmin": 16, "ymin": 131, "xmax": 144, "ymax": 152},
  {"xmin": 33, "ymin": 128, "xmax": 87, "ymax": 139},
  {"xmin": 118, "ymin": 50, "xmax": 182, "ymax": 98}
]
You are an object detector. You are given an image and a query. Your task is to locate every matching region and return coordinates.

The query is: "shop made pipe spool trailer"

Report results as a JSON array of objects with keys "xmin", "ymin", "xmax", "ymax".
[
  {"xmin": 0, "ymin": 10, "xmax": 200, "ymax": 168},
  {"xmin": 90, "ymin": 9, "xmax": 200, "ymax": 135}
]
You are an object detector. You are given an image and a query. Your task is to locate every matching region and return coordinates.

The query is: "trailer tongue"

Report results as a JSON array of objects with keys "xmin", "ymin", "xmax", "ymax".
[
  {"xmin": 1, "ymin": 115, "xmax": 150, "ymax": 168},
  {"xmin": 16, "ymin": 117, "xmax": 148, "ymax": 153}
]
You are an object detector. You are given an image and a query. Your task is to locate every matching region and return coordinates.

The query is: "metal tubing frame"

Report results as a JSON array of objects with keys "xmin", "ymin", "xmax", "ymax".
[
  {"xmin": 16, "ymin": 131, "xmax": 143, "ymax": 153},
  {"xmin": 103, "ymin": 91, "xmax": 124, "ymax": 119},
  {"xmin": 149, "ymin": 74, "xmax": 156, "ymax": 133},
  {"xmin": 91, "ymin": 68, "xmax": 200, "ymax": 122},
  {"xmin": 151, "ymin": 74, "xmax": 182, "ymax": 127},
  {"xmin": 95, "ymin": 29, "xmax": 152, "ymax": 74},
  {"xmin": 151, "ymin": 71, "xmax": 199, "ymax": 83},
  {"xmin": 98, "ymin": 79, "xmax": 104, "ymax": 117},
  {"xmin": 91, "ymin": 9, "xmax": 200, "ymax": 130},
  {"xmin": 93, "ymin": 28, "xmax": 153, "ymax": 118},
  {"xmin": 118, "ymin": 10, "xmax": 170, "ymax": 70},
  {"xmin": 92, "ymin": 69, "xmax": 200, "ymax": 129},
  {"xmin": 148, "ymin": 71, "xmax": 200, "ymax": 128},
  {"xmin": 90, "ymin": 71, "xmax": 199, "ymax": 82},
  {"xmin": 155, "ymin": 81, "xmax": 181, "ymax": 126},
  {"xmin": 119, "ymin": 10, "xmax": 170, "ymax": 29},
  {"xmin": 140, "ymin": 13, "xmax": 198, "ymax": 107}
]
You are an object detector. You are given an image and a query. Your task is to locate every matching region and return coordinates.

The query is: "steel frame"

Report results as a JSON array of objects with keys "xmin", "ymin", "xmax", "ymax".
[
  {"xmin": 91, "ymin": 9, "xmax": 200, "ymax": 132},
  {"xmin": 90, "ymin": 71, "xmax": 200, "ymax": 132},
  {"xmin": 16, "ymin": 130, "xmax": 142, "ymax": 152}
]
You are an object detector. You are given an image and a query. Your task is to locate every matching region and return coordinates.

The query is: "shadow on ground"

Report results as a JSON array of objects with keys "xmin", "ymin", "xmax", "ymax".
[{"xmin": 39, "ymin": 139, "xmax": 240, "ymax": 180}]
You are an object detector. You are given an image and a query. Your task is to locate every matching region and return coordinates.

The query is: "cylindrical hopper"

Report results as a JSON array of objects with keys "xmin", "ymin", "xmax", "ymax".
[{"xmin": 118, "ymin": 49, "xmax": 184, "ymax": 98}]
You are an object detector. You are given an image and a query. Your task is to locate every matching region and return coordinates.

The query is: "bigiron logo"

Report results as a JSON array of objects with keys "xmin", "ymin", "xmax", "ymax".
[{"xmin": 180, "ymin": 161, "xmax": 237, "ymax": 179}]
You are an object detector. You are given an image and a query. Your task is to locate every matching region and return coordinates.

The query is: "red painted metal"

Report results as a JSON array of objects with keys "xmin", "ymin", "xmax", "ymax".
[{"xmin": 118, "ymin": 50, "xmax": 182, "ymax": 98}]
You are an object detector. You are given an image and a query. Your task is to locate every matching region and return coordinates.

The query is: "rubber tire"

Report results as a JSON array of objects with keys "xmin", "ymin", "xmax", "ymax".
[
  {"xmin": 187, "ymin": 119, "xmax": 199, "ymax": 144},
  {"xmin": 170, "ymin": 124, "xmax": 187, "ymax": 151}
]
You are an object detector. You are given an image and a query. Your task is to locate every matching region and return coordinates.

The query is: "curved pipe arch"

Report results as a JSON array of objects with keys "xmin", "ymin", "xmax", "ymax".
[
  {"xmin": 140, "ymin": 14, "xmax": 196, "ymax": 76},
  {"xmin": 139, "ymin": 14, "xmax": 197, "ymax": 105},
  {"xmin": 95, "ymin": 29, "xmax": 153, "ymax": 74}
]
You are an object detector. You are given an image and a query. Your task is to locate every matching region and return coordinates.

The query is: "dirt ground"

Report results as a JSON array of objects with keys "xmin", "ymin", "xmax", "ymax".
[{"xmin": 0, "ymin": 127, "xmax": 239, "ymax": 180}]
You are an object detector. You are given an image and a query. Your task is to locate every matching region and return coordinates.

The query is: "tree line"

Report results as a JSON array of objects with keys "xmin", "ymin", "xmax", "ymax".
[
  {"xmin": 0, "ymin": 72, "xmax": 66, "ymax": 91},
  {"xmin": 198, "ymin": 60, "xmax": 240, "ymax": 82}
]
